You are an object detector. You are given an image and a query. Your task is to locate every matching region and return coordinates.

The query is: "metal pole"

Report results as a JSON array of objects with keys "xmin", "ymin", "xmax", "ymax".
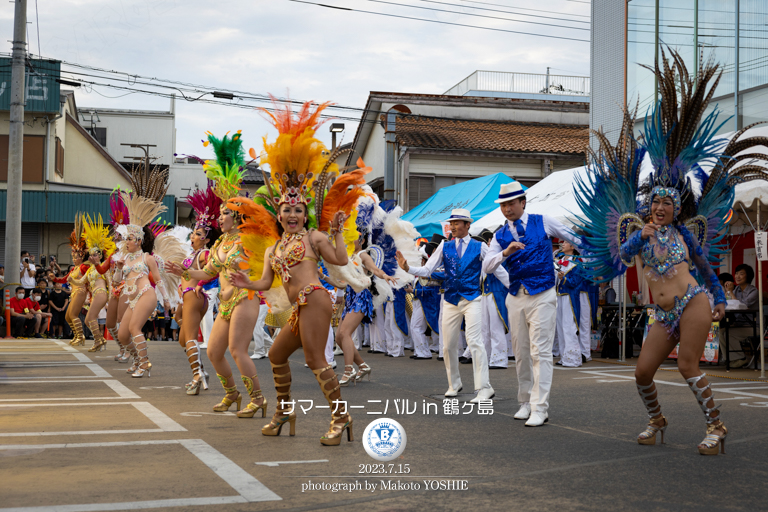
[
  {"xmin": 694, "ymin": 0, "xmax": 699, "ymax": 78},
  {"xmin": 654, "ymin": 0, "xmax": 659, "ymax": 105},
  {"xmin": 759, "ymin": 200, "xmax": 765, "ymax": 378},
  {"xmin": 735, "ymin": 0, "xmax": 740, "ymax": 132},
  {"xmin": 619, "ymin": 273, "xmax": 626, "ymax": 362},
  {"xmin": 6, "ymin": 0, "xmax": 27, "ymax": 279}
]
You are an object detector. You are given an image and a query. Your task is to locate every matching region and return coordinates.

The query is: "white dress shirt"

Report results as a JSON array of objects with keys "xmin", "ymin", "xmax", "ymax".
[
  {"xmin": 483, "ymin": 212, "xmax": 577, "ymax": 275},
  {"xmin": 408, "ymin": 234, "xmax": 510, "ymax": 288}
]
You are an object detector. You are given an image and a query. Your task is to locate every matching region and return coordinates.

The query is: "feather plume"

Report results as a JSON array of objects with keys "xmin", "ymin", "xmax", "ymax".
[
  {"xmin": 319, "ymin": 162, "xmax": 370, "ymax": 232},
  {"xmin": 131, "ymin": 165, "xmax": 169, "ymax": 202},
  {"xmin": 203, "ymin": 131, "xmax": 247, "ymax": 201},
  {"xmin": 186, "ymin": 180, "xmax": 223, "ymax": 230},
  {"xmin": 83, "ymin": 214, "xmax": 116, "ymax": 256},
  {"xmin": 227, "ymin": 198, "xmax": 281, "ymax": 289},
  {"xmin": 109, "ymin": 188, "xmax": 130, "ymax": 226},
  {"xmin": 69, "ymin": 214, "xmax": 87, "ymax": 255},
  {"xmin": 120, "ymin": 191, "xmax": 167, "ymax": 228}
]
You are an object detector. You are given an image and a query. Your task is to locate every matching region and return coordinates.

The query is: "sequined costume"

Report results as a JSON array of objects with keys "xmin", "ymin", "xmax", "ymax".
[
  {"xmin": 342, "ymin": 286, "xmax": 374, "ymax": 323},
  {"xmin": 207, "ymin": 232, "xmax": 250, "ymax": 321}
]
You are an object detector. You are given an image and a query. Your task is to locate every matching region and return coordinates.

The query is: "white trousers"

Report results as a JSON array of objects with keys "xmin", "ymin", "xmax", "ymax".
[
  {"xmin": 579, "ymin": 292, "xmax": 592, "ymax": 360},
  {"xmin": 251, "ymin": 305, "xmax": 272, "ymax": 357},
  {"xmin": 385, "ymin": 301, "xmax": 405, "ymax": 357},
  {"xmin": 410, "ymin": 299, "xmax": 432, "ymax": 358},
  {"xmin": 556, "ymin": 295, "xmax": 581, "ymax": 367},
  {"xmin": 482, "ymin": 294, "xmax": 508, "ymax": 367},
  {"xmin": 437, "ymin": 296, "xmax": 444, "ymax": 357},
  {"xmin": 507, "ymin": 287, "xmax": 556, "ymax": 414},
  {"xmin": 200, "ymin": 287, "xmax": 219, "ymax": 346},
  {"xmin": 371, "ymin": 304, "xmax": 386, "ymax": 353},
  {"xmin": 442, "ymin": 297, "xmax": 490, "ymax": 393},
  {"xmin": 325, "ymin": 324, "xmax": 335, "ymax": 364}
]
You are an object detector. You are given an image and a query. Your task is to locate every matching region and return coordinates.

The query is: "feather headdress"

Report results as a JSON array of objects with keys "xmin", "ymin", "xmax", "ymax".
[
  {"xmin": 69, "ymin": 214, "xmax": 87, "ymax": 256},
  {"xmin": 131, "ymin": 165, "xmax": 169, "ymax": 203},
  {"xmin": 116, "ymin": 191, "xmax": 167, "ymax": 241},
  {"xmin": 186, "ymin": 180, "xmax": 222, "ymax": 233},
  {"xmin": 109, "ymin": 188, "xmax": 129, "ymax": 226},
  {"xmin": 83, "ymin": 214, "xmax": 116, "ymax": 257},
  {"xmin": 203, "ymin": 131, "xmax": 248, "ymax": 201}
]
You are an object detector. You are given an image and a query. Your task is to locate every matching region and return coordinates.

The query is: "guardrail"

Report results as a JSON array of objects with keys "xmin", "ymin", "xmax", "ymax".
[{"xmin": 445, "ymin": 71, "xmax": 590, "ymax": 97}]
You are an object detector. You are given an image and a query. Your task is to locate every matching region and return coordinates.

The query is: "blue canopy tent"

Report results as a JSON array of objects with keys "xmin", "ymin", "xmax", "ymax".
[{"xmin": 403, "ymin": 172, "xmax": 525, "ymax": 237}]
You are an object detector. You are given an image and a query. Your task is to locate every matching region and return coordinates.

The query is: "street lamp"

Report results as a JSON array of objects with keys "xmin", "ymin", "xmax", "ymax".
[{"xmin": 330, "ymin": 123, "xmax": 345, "ymax": 150}]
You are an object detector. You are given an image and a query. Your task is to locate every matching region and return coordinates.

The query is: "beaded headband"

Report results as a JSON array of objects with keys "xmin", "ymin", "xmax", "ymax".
[{"xmin": 650, "ymin": 186, "xmax": 681, "ymax": 218}]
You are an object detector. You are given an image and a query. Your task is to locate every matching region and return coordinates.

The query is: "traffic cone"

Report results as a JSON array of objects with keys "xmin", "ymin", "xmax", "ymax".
[
  {"xmin": 198, "ymin": 328, "xmax": 204, "ymax": 343},
  {"xmin": 105, "ymin": 326, "xmax": 112, "ymax": 340}
]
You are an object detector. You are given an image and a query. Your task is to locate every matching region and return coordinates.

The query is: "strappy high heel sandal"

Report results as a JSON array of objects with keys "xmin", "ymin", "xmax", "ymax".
[
  {"xmin": 87, "ymin": 320, "xmax": 107, "ymax": 352},
  {"xmin": 687, "ymin": 374, "xmax": 727, "ymax": 455},
  {"xmin": 636, "ymin": 382, "xmax": 667, "ymax": 445},
  {"xmin": 213, "ymin": 374, "xmax": 242, "ymax": 412},
  {"xmin": 339, "ymin": 365, "xmax": 357, "ymax": 387},
  {"xmin": 237, "ymin": 375, "xmax": 267, "ymax": 418},
  {"xmin": 125, "ymin": 341, "xmax": 140, "ymax": 373},
  {"xmin": 184, "ymin": 340, "xmax": 209, "ymax": 395},
  {"xmin": 262, "ymin": 362, "xmax": 296, "ymax": 436},
  {"xmin": 130, "ymin": 335, "xmax": 152, "ymax": 378},
  {"xmin": 109, "ymin": 326, "xmax": 128, "ymax": 361},
  {"xmin": 354, "ymin": 362, "xmax": 371, "ymax": 382},
  {"xmin": 313, "ymin": 364, "xmax": 353, "ymax": 446}
]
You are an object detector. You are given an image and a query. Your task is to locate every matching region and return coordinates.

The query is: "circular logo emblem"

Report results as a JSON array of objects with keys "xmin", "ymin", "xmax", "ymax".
[{"xmin": 363, "ymin": 418, "xmax": 407, "ymax": 461}]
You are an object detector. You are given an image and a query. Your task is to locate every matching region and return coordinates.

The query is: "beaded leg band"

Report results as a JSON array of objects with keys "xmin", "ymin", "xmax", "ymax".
[
  {"xmin": 184, "ymin": 340, "xmax": 208, "ymax": 394},
  {"xmin": 87, "ymin": 320, "xmax": 107, "ymax": 352},
  {"xmin": 130, "ymin": 334, "xmax": 151, "ymax": 377},
  {"xmin": 237, "ymin": 375, "xmax": 267, "ymax": 418},
  {"xmin": 213, "ymin": 374, "xmax": 241, "ymax": 412}
]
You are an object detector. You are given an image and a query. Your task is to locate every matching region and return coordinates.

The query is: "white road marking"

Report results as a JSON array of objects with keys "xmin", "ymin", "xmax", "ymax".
[
  {"xmin": 0, "ymin": 429, "xmax": 166, "ymax": 437},
  {"xmin": 86, "ymin": 364, "xmax": 112, "ymax": 378},
  {"xmin": 131, "ymin": 402, "xmax": 186, "ymax": 432},
  {"xmin": 179, "ymin": 439, "xmax": 281, "ymax": 502},
  {"xmin": 0, "ymin": 496, "xmax": 249, "ymax": 511},
  {"xmin": 0, "ymin": 379, "xmax": 139, "ymax": 400},
  {"xmin": 102, "ymin": 379, "xmax": 141, "ymax": 399},
  {"xmin": 255, "ymin": 459, "xmax": 329, "ymax": 467},
  {"xmin": 180, "ymin": 411, "xmax": 236, "ymax": 417}
]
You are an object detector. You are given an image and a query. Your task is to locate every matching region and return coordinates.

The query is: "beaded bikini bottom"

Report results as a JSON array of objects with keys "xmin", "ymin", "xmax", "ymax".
[{"xmin": 653, "ymin": 284, "xmax": 707, "ymax": 337}]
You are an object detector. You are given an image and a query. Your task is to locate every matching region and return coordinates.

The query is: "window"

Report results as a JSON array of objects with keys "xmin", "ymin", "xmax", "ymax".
[
  {"xmin": 0, "ymin": 135, "xmax": 45, "ymax": 183},
  {"xmin": 409, "ymin": 175, "xmax": 434, "ymax": 211},
  {"xmin": 55, "ymin": 137, "xmax": 64, "ymax": 177},
  {"xmin": 88, "ymin": 127, "xmax": 107, "ymax": 147}
]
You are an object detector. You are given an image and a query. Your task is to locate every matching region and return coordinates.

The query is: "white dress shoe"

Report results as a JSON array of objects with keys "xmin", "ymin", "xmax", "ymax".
[
  {"xmin": 444, "ymin": 386, "xmax": 463, "ymax": 397},
  {"xmin": 333, "ymin": 345, "xmax": 344, "ymax": 356},
  {"xmin": 525, "ymin": 412, "xmax": 549, "ymax": 427},
  {"xmin": 470, "ymin": 386, "xmax": 495, "ymax": 403},
  {"xmin": 514, "ymin": 403, "xmax": 531, "ymax": 420}
]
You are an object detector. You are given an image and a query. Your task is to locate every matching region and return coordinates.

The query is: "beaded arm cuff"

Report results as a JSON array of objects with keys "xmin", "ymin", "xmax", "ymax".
[
  {"xmin": 679, "ymin": 225, "xmax": 726, "ymax": 306},
  {"xmin": 620, "ymin": 230, "xmax": 645, "ymax": 262}
]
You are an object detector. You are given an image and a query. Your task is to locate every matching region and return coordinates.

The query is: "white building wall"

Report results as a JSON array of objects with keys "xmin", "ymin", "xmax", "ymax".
[
  {"xmin": 408, "ymin": 155, "xmax": 542, "ymax": 180},
  {"xmin": 380, "ymin": 102, "xmax": 588, "ymax": 126},
  {"xmin": 79, "ymin": 110, "xmax": 175, "ymax": 165},
  {"xmin": 361, "ymin": 121, "xmax": 387, "ymax": 183},
  {"xmin": 168, "ymin": 162, "xmax": 205, "ymax": 199}
]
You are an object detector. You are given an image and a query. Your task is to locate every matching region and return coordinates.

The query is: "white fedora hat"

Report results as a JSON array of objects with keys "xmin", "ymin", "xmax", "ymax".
[
  {"xmin": 443, "ymin": 208, "xmax": 473, "ymax": 223},
  {"xmin": 494, "ymin": 181, "xmax": 526, "ymax": 203}
]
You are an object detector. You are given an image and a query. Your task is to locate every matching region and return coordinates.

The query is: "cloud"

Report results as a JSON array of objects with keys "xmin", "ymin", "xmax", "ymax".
[{"xmin": 5, "ymin": 0, "xmax": 590, "ymax": 157}]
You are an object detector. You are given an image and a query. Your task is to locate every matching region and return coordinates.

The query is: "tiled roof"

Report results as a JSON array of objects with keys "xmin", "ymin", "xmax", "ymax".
[{"xmin": 395, "ymin": 116, "xmax": 588, "ymax": 155}]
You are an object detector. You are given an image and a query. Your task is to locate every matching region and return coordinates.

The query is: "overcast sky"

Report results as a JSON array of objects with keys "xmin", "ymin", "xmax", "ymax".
[{"xmin": 2, "ymin": 0, "xmax": 591, "ymax": 160}]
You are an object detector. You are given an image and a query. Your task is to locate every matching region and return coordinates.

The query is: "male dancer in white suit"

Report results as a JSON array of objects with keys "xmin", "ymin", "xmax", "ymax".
[
  {"xmin": 483, "ymin": 182, "xmax": 578, "ymax": 426},
  {"xmin": 397, "ymin": 209, "xmax": 508, "ymax": 403}
]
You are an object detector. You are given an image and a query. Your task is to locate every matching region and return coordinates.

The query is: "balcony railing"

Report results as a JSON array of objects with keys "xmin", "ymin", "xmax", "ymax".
[{"xmin": 444, "ymin": 71, "xmax": 590, "ymax": 97}]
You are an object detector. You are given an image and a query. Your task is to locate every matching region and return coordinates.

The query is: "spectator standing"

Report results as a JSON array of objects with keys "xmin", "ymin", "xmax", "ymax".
[
  {"xmin": 0, "ymin": 264, "xmax": 5, "ymax": 284},
  {"xmin": 20, "ymin": 251, "xmax": 36, "ymax": 297},
  {"xmin": 48, "ymin": 281, "xmax": 70, "ymax": 339}
]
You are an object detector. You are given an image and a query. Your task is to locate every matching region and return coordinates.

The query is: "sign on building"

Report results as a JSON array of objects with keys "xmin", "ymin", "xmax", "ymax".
[{"xmin": 0, "ymin": 57, "xmax": 61, "ymax": 113}]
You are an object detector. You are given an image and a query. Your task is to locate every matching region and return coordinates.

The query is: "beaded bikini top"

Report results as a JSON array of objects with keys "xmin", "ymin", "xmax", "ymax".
[
  {"xmin": 210, "ymin": 232, "xmax": 245, "ymax": 277},
  {"xmin": 640, "ymin": 225, "xmax": 690, "ymax": 280},
  {"xmin": 269, "ymin": 229, "xmax": 318, "ymax": 283}
]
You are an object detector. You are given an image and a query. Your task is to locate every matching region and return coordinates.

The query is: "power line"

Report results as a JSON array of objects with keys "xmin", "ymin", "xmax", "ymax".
[
  {"xmin": 356, "ymin": 0, "xmax": 589, "ymax": 31},
  {"xmin": 413, "ymin": 0, "xmax": 589, "ymax": 25},
  {"xmin": 458, "ymin": 0, "xmax": 590, "ymax": 18},
  {"xmin": 286, "ymin": 0, "xmax": 590, "ymax": 42}
]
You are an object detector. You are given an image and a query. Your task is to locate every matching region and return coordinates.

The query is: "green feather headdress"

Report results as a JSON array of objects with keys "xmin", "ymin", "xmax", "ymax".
[{"xmin": 203, "ymin": 130, "xmax": 247, "ymax": 201}]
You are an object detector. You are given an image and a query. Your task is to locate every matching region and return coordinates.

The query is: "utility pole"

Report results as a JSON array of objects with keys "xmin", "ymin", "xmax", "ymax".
[{"xmin": 6, "ymin": 0, "xmax": 27, "ymax": 275}]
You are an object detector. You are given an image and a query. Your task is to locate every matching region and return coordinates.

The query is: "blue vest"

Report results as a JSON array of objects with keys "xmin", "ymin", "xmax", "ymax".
[
  {"xmin": 555, "ymin": 258, "xmax": 584, "ymax": 330},
  {"xmin": 415, "ymin": 280, "xmax": 441, "ymax": 334},
  {"xmin": 443, "ymin": 238, "xmax": 483, "ymax": 306},
  {"xmin": 496, "ymin": 214, "xmax": 556, "ymax": 296}
]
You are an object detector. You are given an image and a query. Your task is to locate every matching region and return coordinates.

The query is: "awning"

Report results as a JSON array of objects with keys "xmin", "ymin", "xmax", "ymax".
[{"xmin": 403, "ymin": 172, "xmax": 522, "ymax": 237}]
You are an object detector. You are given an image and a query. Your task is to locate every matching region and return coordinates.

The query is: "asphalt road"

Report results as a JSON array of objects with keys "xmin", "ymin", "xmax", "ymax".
[{"xmin": 1, "ymin": 336, "xmax": 767, "ymax": 512}]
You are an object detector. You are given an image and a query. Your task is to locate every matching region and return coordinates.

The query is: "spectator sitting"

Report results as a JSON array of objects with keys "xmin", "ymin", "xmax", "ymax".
[
  {"xmin": 9, "ymin": 286, "xmax": 38, "ymax": 338},
  {"xmin": 31, "ymin": 288, "xmax": 52, "ymax": 337},
  {"xmin": 722, "ymin": 264, "xmax": 758, "ymax": 368}
]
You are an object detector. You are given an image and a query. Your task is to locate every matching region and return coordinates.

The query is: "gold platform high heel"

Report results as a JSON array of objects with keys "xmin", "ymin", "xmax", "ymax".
[
  {"xmin": 87, "ymin": 320, "xmax": 107, "ymax": 352},
  {"xmin": 213, "ymin": 374, "xmax": 242, "ymax": 412},
  {"xmin": 636, "ymin": 382, "xmax": 667, "ymax": 445},
  {"xmin": 313, "ymin": 364, "xmax": 353, "ymax": 446},
  {"xmin": 262, "ymin": 361, "xmax": 296, "ymax": 436},
  {"xmin": 355, "ymin": 362, "xmax": 372, "ymax": 382},
  {"xmin": 130, "ymin": 334, "xmax": 152, "ymax": 378},
  {"xmin": 237, "ymin": 375, "xmax": 267, "ymax": 418},
  {"xmin": 69, "ymin": 318, "xmax": 86, "ymax": 346},
  {"xmin": 185, "ymin": 340, "xmax": 209, "ymax": 396},
  {"xmin": 687, "ymin": 374, "xmax": 727, "ymax": 455}
]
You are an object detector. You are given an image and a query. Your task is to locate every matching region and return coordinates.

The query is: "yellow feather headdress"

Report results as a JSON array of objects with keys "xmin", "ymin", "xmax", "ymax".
[{"xmin": 83, "ymin": 214, "xmax": 116, "ymax": 256}]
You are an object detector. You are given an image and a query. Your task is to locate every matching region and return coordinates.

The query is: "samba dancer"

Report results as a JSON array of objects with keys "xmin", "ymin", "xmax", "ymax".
[
  {"xmin": 82, "ymin": 215, "xmax": 116, "ymax": 353},
  {"xmin": 229, "ymin": 100, "xmax": 369, "ymax": 445}
]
